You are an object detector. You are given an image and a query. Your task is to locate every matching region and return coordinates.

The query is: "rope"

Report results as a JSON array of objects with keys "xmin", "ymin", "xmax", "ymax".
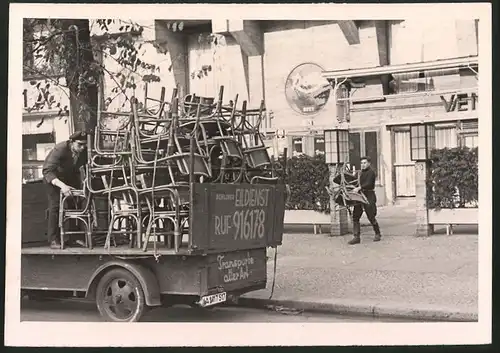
[
  {"xmin": 268, "ymin": 246, "xmax": 278, "ymax": 300},
  {"xmin": 265, "ymin": 305, "xmax": 304, "ymax": 315},
  {"xmin": 150, "ymin": 133, "xmax": 161, "ymax": 260}
]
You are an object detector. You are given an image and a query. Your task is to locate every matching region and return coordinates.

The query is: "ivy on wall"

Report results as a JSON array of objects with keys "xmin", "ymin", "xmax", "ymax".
[{"xmin": 427, "ymin": 147, "xmax": 478, "ymax": 209}]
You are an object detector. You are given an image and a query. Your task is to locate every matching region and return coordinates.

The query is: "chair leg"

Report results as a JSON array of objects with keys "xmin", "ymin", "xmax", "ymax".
[
  {"xmin": 136, "ymin": 214, "xmax": 142, "ymax": 249},
  {"xmin": 142, "ymin": 217, "xmax": 154, "ymax": 251},
  {"xmin": 60, "ymin": 226, "xmax": 65, "ymax": 250},
  {"xmin": 59, "ymin": 211, "xmax": 66, "ymax": 250},
  {"xmin": 174, "ymin": 220, "xmax": 181, "ymax": 253},
  {"xmin": 87, "ymin": 216, "xmax": 93, "ymax": 249},
  {"xmin": 105, "ymin": 215, "xmax": 116, "ymax": 249}
]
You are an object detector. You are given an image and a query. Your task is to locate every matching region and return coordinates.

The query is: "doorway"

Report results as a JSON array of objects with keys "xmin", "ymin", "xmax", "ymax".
[{"xmin": 393, "ymin": 128, "xmax": 415, "ymax": 197}]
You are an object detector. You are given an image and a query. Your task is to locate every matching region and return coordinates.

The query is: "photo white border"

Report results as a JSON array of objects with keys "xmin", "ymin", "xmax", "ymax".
[{"xmin": 5, "ymin": 3, "xmax": 492, "ymax": 347}]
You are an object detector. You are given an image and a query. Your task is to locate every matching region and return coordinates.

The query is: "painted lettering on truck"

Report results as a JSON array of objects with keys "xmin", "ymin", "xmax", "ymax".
[
  {"xmin": 213, "ymin": 188, "xmax": 271, "ymax": 240},
  {"xmin": 217, "ymin": 253, "xmax": 255, "ymax": 283}
]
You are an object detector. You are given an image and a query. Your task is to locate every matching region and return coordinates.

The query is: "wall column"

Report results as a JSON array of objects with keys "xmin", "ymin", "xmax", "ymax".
[
  {"xmin": 154, "ymin": 20, "xmax": 188, "ymax": 94},
  {"xmin": 415, "ymin": 161, "xmax": 432, "ymax": 236},
  {"xmin": 329, "ymin": 164, "xmax": 350, "ymax": 236}
]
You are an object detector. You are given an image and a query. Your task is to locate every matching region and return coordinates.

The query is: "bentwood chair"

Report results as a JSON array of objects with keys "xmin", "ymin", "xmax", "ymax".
[{"xmin": 59, "ymin": 168, "xmax": 95, "ymax": 250}]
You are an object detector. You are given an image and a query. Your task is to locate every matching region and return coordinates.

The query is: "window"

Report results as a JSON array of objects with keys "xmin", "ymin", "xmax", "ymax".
[
  {"xmin": 389, "ymin": 69, "xmax": 460, "ymax": 95},
  {"xmin": 22, "ymin": 166, "xmax": 43, "ymax": 182},
  {"xmin": 292, "ymin": 137, "xmax": 303, "ymax": 155},
  {"xmin": 336, "ymin": 85, "xmax": 350, "ymax": 123},
  {"xmin": 365, "ymin": 131, "xmax": 378, "ymax": 175},
  {"xmin": 349, "ymin": 132, "xmax": 361, "ymax": 170},
  {"xmin": 462, "ymin": 134, "xmax": 478, "ymax": 148},
  {"xmin": 459, "ymin": 120, "xmax": 478, "ymax": 148},
  {"xmin": 349, "ymin": 130, "xmax": 379, "ymax": 178},
  {"xmin": 22, "ymin": 149, "xmax": 37, "ymax": 161},
  {"xmin": 23, "ymin": 19, "xmax": 64, "ymax": 78},
  {"xmin": 23, "ymin": 133, "xmax": 55, "ymax": 161},
  {"xmin": 314, "ymin": 136, "xmax": 325, "ymax": 155},
  {"xmin": 390, "ymin": 72, "xmax": 434, "ymax": 94},
  {"xmin": 435, "ymin": 124, "xmax": 459, "ymax": 149}
]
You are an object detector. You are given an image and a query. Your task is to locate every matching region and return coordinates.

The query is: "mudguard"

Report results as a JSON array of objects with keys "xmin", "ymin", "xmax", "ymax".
[{"xmin": 86, "ymin": 260, "xmax": 162, "ymax": 307}]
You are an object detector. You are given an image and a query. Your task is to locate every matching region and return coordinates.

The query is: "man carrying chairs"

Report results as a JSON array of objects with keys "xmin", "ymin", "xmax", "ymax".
[
  {"xmin": 329, "ymin": 156, "xmax": 382, "ymax": 245},
  {"xmin": 348, "ymin": 156, "xmax": 382, "ymax": 245}
]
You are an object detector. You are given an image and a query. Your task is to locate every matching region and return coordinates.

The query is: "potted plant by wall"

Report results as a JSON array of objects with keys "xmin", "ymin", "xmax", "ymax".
[{"xmin": 426, "ymin": 147, "xmax": 478, "ymax": 233}]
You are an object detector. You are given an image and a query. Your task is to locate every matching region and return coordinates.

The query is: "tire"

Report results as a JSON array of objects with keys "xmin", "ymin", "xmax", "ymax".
[{"xmin": 96, "ymin": 268, "xmax": 146, "ymax": 322}]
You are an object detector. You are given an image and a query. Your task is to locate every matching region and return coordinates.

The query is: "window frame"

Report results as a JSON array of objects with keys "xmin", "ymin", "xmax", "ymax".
[
  {"xmin": 291, "ymin": 136, "xmax": 304, "ymax": 155},
  {"xmin": 457, "ymin": 119, "xmax": 478, "ymax": 148},
  {"xmin": 348, "ymin": 127, "xmax": 381, "ymax": 183},
  {"xmin": 313, "ymin": 135, "xmax": 325, "ymax": 155}
]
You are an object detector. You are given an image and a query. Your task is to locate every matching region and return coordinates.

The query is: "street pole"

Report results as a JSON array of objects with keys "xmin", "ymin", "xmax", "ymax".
[{"xmin": 327, "ymin": 77, "xmax": 350, "ymax": 237}]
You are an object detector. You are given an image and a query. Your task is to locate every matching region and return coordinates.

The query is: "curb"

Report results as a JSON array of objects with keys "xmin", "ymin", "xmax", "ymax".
[{"xmin": 235, "ymin": 297, "xmax": 478, "ymax": 322}]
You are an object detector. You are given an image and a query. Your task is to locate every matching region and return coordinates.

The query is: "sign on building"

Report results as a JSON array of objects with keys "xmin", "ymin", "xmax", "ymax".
[{"xmin": 440, "ymin": 93, "xmax": 478, "ymax": 112}]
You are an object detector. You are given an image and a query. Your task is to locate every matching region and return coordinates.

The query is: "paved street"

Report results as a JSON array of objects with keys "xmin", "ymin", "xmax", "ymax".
[
  {"xmin": 20, "ymin": 298, "xmax": 408, "ymax": 322},
  {"xmin": 246, "ymin": 201, "xmax": 479, "ymax": 320},
  {"xmin": 20, "ymin": 202, "xmax": 479, "ymax": 322}
]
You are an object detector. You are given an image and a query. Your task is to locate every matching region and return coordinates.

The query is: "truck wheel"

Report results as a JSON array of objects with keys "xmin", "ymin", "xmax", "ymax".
[{"xmin": 96, "ymin": 268, "xmax": 146, "ymax": 322}]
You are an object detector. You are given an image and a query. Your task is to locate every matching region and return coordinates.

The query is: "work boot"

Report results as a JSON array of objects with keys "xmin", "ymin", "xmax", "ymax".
[
  {"xmin": 348, "ymin": 236, "xmax": 361, "ymax": 245},
  {"xmin": 348, "ymin": 222, "xmax": 361, "ymax": 245},
  {"xmin": 372, "ymin": 222, "xmax": 382, "ymax": 242}
]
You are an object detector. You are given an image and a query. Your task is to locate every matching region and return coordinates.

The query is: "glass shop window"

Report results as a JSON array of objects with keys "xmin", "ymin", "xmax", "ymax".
[
  {"xmin": 314, "ymin": 136, "xmax": 325, "ymax": 155},
  {"xmin": 292, "ymin": 137, "xmax": 303, "ymax": 156}
]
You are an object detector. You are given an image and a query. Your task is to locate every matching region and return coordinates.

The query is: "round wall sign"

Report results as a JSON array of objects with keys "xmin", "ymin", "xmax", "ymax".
[{"xmin": 285, "ymin": 63, "xmax": 331, "ymax": 116}]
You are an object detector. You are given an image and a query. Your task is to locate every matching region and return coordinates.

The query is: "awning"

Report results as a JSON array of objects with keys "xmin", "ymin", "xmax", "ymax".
[{"xmin": 322, "ymin": 56, "xmax": 478, "ymax": 81}]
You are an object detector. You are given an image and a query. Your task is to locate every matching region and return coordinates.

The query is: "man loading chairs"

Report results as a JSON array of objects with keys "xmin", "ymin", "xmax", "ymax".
[
  {"xmin": 329, "ymin": 156, "xmax": 382, "ymax": 245},
  {"xmin": 42, "ymin": 131, "xmax": 90, "ymax": 249}
]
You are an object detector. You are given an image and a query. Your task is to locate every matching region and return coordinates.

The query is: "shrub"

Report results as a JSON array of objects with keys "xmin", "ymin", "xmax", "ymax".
[
  {"xmin": 277, "ymin": 154, "xmax": 331, "ymax": 213},
  {"xmin": 427, "ymin": 147, "xmax": 478, "ymax": 209}
]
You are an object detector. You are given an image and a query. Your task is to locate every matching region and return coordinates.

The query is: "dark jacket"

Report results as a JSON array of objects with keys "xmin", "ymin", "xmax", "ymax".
[
  {"xmin": 42, "ymin": 141, "xmax": 87, "ymax": 188},
  {"xmin": 358, "ymin": 166, "xmax": 376, "ymax": 192}
]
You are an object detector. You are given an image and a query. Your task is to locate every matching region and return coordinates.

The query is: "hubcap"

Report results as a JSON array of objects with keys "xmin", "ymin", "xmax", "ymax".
[{"xmin": 103, "ymin": 279, "xmax": 138, "ymax": 321}]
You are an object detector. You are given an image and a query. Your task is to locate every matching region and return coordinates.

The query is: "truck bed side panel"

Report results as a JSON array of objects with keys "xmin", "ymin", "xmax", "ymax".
[
  {"xmin": 22, "ymin": 254, "xmax": 203, "ymax": 296},
  {"xmin": 147, "ymin": 256, "xmax": 203, "ymax": 296},
  {"xmin": 22, "ymin": 255, "xmax": 102, "ymax": 291},
  {"xmin": 22, "ymin": 182, "xmax": 48, "ymax": 245},
  {"xmin": 190, "ymin": 184, "xmax": 286, "ymax": 253}
]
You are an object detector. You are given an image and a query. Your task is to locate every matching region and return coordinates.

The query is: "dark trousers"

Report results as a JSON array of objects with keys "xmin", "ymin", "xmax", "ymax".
[
  {"xmin": 352, "ymin": 190, "xmax": 381, "ymax": 236},
  {"xmin": 46, "ymin": 183, "xmax": 61, "ymax": 243}
]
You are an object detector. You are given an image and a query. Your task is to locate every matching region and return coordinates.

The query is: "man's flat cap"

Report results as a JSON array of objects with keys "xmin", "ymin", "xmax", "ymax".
[{"xmin": 69, "ymin": 131, "xmax": 88, "ymax": 141}]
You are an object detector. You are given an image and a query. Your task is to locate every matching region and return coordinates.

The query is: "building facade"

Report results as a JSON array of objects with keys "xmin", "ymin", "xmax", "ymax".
[
  {"xmin": 152, "ymin": 18, "xmax": 479, "ymax": 206},
  {"xmin": 22, "ymin": 19, "xmax": 479, "ymax": 204},
  {"xmin": 21, "ymin": 76, "xmax": 71, "ymax": 181}
]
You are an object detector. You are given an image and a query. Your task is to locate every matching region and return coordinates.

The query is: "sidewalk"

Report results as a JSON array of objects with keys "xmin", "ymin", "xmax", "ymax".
[
  {"xmin": 283, "ymin": 199, "xmax": 419, "ymax": 234},
  {"xmin": 239, "ymin": 205, "xmax": 478, "ymax": 321}
]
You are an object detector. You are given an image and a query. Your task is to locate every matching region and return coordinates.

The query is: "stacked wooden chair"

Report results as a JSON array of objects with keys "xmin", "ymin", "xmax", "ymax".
[
  {"xmin": 58, "ymin": 84, "xmax": 281, "ymax": 252},
  {"xmin": 326, "ymin": 161, "xmax": 369, "ymax": 219}
]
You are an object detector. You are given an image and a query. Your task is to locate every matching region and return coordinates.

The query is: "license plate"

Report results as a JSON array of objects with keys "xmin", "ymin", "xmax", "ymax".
[{"xmin": 200, "ymin": 292, "xmax": 227, "ymax": 307}]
